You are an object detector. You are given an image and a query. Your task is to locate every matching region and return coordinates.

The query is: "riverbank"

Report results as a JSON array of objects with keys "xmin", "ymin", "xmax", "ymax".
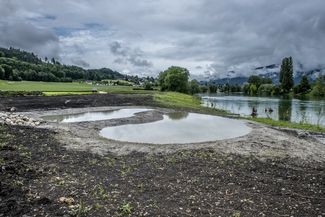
[{"xmin": 0, "ymin": 93, "xmax": 325, "ymax": 216}]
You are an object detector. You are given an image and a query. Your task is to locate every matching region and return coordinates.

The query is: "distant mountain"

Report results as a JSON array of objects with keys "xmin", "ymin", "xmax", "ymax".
[{"xmin": 200, "ymin": 64, "xmax": 324, "ymax": 85}]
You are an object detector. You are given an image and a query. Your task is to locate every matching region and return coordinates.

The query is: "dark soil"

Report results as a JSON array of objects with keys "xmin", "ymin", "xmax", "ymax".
[
  {"xmin": 0, "ymin": 124, "xmax": 324, "ymax": 217},
  {"xmin": 0, "ymin": 94, "xmax": 155, "ymax": 112}
]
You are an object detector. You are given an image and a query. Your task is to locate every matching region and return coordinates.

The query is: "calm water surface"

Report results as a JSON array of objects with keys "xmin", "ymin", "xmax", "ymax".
[
  {"xmin": 201, "ymin": 94, "xmax": 324, "ymax": 126},
  {"xmin": 43, "ymin": 108, "xmax": 151, "ymax": 123},
  {"xmin": 100, "ymin": 112, "xmax": 251, "ymax": 144}
]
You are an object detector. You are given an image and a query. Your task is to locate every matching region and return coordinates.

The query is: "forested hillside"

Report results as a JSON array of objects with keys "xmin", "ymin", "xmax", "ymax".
[{"xmin": 0, "ymin": 47, "xmax": 124, "ymax": 82}]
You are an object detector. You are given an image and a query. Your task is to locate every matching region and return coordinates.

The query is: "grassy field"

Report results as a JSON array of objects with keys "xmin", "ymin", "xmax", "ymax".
[
  {"xmin": 0, "ymin": 80, "xmax": 154, "ymax": 94},
  {"xmin": 247, "ymin": 117, "xmax": 325, "ymax": 132}
]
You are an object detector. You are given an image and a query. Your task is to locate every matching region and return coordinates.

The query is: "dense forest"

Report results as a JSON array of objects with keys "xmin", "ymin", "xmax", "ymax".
[{"xmin": 0, "ymin": 47, "xmax": 138, "ymax": 82}]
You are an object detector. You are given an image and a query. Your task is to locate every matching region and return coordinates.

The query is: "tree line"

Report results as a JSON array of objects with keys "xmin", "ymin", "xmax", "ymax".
[
  {"xmin": 0, "ymin": 47, "xmax": 124, "ymax": 82},
  {"xmin": 158, "ymin": 57, "xmax": 324, "ymax": 97}
]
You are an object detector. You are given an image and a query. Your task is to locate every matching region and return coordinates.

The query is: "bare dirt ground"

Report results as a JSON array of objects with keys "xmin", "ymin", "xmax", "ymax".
[{"xmin": 1, "ymin": 94, "xmax": 324, "ymax": 217}]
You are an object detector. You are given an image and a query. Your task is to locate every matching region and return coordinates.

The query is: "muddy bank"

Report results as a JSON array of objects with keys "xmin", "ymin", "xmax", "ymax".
[
  {"xmin": 1, "ymin": 124, "xmax": 324, "ymax": 217},
  {"xmin": 0, "ymin": 93, "xmax": 154, "ymax": 111}
]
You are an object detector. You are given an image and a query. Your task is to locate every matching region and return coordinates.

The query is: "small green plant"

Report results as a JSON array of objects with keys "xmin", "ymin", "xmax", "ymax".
[
  {"xmin": 0, "ymin": 157, "xmax": 5, "ymax": 166},
  {"xmin": 92, "ymin": 203, "xmax": 103, "ymax": 210},
  {"xmin": 93, "ymin": 184, "xmax": 109, "ymax": 200},
  {"xmin": 230, "ymin": 211, "xmax": 241, "ymax": 217},
  {"xmin": 119, "ymin": 202, "xmax": 132, "ymax": 216},
  {"xmin": 120, "ymin": 162, "xmax": 132, "ymax": 177},
  {"xmin": 70, "ymin": 200, "xmax": 91, "ymax": 217}
]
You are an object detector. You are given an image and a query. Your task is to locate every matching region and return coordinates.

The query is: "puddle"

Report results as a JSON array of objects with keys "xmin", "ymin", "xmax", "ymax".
[
  {"xmin": 100, "ymin": 112, "xmax": 251, "ymax": 144},
  {"xmin": 43, "ymin": 108, "xmax": 151, "ymax": 123}
]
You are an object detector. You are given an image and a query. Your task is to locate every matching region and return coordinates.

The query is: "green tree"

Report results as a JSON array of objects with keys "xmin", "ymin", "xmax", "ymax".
[
  {"xmin": 158, "ymin": 66, "xmax": 189, "ymax": 93},
  {"xmin": 0, "ymin": 65, "xmax": 4, "ymax": 79},
  {"xmin": 2, "ymin": 64, "xmax": 13, "ymax": 80},
  {"xmin": 310, "ymin": 75, "xmax": 325, "ymax": 97},
  {"xmin": 293, "ymin": 75, "xmax": 311, "ymax": 94},
  {"xmin": 188, "ymin": 79, "xmax": 201, "ymax": 95},
  {"xmin": 258, "ymin": 84, "xmax": 273, "ymax": 95},
  {"xmin": 249, "ymin": 84, "xmax": 257, "ymax": 95},
  {"xmin": 279, "ymin": 57, "xmax": 294, "ymax": 93},
  {"xmin": 247, "ymin": 75, "xmax": 272, "ymax": 90}
]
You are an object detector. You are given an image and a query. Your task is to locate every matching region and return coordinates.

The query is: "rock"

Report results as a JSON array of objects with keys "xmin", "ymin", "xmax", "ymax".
[
  {"xmin": 298, "ymin": 131, "xmax": 309, "ymax": 138},
  {"xmin": 59, "ymin": 197, "xmax": 75, "ymax": 205}
]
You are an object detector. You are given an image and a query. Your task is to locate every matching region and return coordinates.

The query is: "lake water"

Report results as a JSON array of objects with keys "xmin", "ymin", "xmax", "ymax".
[
  {"xmin": 100, "ymin": 112, "xmax": 251, "ymax": 144},
  {"xmin": 201, "ymin": 94, "xmax": 325, "ymax": 126},
  {"xmin": 43, "ymin": 108, "xmax": 151, "ymax": 123}
]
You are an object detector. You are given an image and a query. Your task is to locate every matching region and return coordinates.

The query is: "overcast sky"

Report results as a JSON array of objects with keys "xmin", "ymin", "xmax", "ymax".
[{"xmin": 0, "ymin": 0, "xmax": 324, "ymax": 77}]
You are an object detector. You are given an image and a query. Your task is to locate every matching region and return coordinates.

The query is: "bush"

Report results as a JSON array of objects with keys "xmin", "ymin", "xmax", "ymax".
[
  {"xmin": 143, "ymin": 82, "xmax": 153, "ymax": 90},
  {"xmin": 258, "ymin": 84, "xmax": 273, "ymax": 96},
  {"xmin": 310, "ymin": 76, "xmax": 325, "ymax": 97}
]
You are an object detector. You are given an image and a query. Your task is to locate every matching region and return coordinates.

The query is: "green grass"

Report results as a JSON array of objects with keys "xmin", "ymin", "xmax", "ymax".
[
  {"xmin": 0, "ymin": 80, "xmax": 155, "ymax": 94},
  {"xmin": 43, "ymin": 91, "xmax": 93, "ymax": 96},
  {"xmin": 153, "ymin": 92, "xmax": 229, "ymax": 115},
  {"xmin": 246, "ymin": 117, "xmax": 325, "ymax": 132},
  {"xmin": 154, "ymin": 92, "xmax": 202, "ymax": 109}
]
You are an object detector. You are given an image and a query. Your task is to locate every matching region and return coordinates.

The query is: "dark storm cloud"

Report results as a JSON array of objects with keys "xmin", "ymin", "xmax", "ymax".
[
  {"xmin": 0, "ymin": 21, "xmax": 60, "ymax": 58},
  {"xmin": 0, "ymin": 0, "xmax": 60, "ymax": 58},
  {"xmin": 110, "ymin": 41, "xmax": 152, "ymax": 67},
  {"xmin": 0, "ymin": 0, "xmax": 324, "ymax": 76}
]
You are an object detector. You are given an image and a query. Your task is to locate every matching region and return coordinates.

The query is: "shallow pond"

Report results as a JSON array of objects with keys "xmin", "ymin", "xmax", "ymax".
[
  {"xmin": 100, "ymin": 112, "xmax": 251, "ymax": 144},
  {"xmin": 201, "ymin": 94, "xmax": 325, "ymax": 126},
  {"xmin": 43, "ymin": 108, "xmax": 151, "ymax": 123}
]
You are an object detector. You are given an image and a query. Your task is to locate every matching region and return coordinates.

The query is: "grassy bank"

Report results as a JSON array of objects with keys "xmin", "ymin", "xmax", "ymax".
[
  {"xmin": 0, "ymin": 80, "xmax": 154, "ymax": 94},
  {"xmin": 153, "ymin": 92, "xmax": 229, "ymax": 115},
  {"xmin": 247, "ymin": 117, "xmax": 325, "ymax": 132}
]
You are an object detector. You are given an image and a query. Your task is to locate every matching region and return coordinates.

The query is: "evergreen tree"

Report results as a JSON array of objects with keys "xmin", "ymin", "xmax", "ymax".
[{"xmin": 279, "ymin": 56, "xmax": 294, "ymax": 93}]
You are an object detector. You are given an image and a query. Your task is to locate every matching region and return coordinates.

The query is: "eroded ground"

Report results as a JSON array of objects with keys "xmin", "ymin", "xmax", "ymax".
[
  {"xmin": 1, "ymin": 124, "xmax": 324, "ymax": 217},
  {"xmin": 0, "ymin": 94, "xmax": 324, "ymax": 217}
]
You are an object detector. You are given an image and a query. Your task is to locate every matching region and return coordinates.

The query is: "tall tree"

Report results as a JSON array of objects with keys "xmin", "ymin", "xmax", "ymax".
[
  {"xmin": 279, "ymin": 56, "xmax": 294, "ymax": 93},
  {"xmin": 158, "ymin": 66, "xmax": 189, "ymax": 93}
]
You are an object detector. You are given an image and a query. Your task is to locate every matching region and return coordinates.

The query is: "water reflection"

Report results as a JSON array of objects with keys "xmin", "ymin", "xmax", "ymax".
[
  {"xmin": 201, "ymin": 94, "xmax": 325, "ymax": 126},
  {"xmin": 43, "ymin": 108, "xmax": 151, "ymax": 123},
  {"xmin": 166, "ymin": 112, "xmax": 189, "ymax": 120},
  {"xmin": 278, "ymin": 99, "xmax": 292, "ymax": 122},
  {"xmin": 100, "ymin": 113, "xmax": 251, "ymax": 144}
]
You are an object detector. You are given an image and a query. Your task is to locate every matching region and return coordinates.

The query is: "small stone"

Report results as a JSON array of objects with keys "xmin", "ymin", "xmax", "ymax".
[
  {"xmin": 298, "ymin": 131, "xmax": 309, "ymax": 138},
  {"xmin": 59, "ymin": 197, "xmax": 75, "ymax": 205}
]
